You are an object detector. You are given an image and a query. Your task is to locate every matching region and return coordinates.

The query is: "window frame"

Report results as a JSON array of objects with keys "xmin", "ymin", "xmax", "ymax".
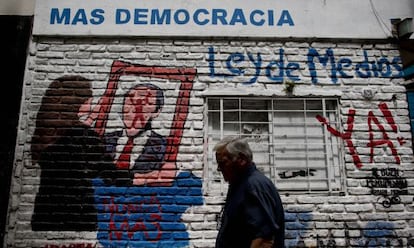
[{"xmin": 204, "ymin": 97, "xmax": 346, "ymax": 196}]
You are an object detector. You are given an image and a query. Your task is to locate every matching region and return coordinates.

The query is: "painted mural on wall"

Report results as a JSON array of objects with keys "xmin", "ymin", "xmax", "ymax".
[
  {"xmin": 23, "ymin": 43, "xmax": 413, "ymax": 248},
  {"xmin": 31, "ymin": 60, "xmax": 203, "ymax": 247}
]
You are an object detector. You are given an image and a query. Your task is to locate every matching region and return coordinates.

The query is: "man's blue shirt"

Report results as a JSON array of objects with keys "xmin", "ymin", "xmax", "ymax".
[{"xmin": 216, "ymin": 163, "xmax": 285, "ymax": 248}]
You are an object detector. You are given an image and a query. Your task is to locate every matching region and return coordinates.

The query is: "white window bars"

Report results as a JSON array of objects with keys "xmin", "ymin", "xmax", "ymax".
[{"xmin": 205, "ymin": 97, "xmax": 345, "ymax": 195}]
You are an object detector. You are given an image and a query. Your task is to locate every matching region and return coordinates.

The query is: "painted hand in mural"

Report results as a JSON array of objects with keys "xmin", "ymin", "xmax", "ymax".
[{"xmin": 78, "ymin": 97, "xmax": 101, "ymax": 127}]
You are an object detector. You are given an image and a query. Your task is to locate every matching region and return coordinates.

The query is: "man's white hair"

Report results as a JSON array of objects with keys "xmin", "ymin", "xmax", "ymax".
[{"xmin": 213, "ymin": 136, "xmax": 253, "ymax": 162}]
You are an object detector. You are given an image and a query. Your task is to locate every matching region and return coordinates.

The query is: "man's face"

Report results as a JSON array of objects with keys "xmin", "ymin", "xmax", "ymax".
[
  {"xmin": 215, "ymin": 148, "xmax": 237, "ymax": 183},
  {"xmin": 123, "ymin": 86, "xmax": 159, "ymax": 137}
]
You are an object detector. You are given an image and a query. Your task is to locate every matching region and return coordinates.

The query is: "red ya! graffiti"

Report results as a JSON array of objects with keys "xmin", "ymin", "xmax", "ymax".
[{"xmin": 316, "ymin": 102, "xmax": 406, "ymax": 168}]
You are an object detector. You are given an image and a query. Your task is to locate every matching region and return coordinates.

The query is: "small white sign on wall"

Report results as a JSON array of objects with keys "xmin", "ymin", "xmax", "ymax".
[{"xmin": 33, "ymin": 0, "xmax": 414, "ymax": 39}]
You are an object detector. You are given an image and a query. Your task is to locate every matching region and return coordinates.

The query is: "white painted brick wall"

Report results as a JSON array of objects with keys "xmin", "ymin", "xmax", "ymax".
[{"xmin": 4, "ymin": 37, "xmax": 414, "ymax": 248}]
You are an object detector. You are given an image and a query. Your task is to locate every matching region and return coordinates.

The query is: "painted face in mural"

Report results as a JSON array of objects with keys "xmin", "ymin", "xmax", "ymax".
[{"xmin": 123, "ymin": 85, "xmax": 161, "ymax": 137}]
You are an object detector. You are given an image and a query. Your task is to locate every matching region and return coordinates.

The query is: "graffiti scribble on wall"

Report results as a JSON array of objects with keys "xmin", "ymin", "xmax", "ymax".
[
  {"xmin": 279, "ymin": 169, "xmax": 316, "ymax": 179},
  {"xmin": 367, "ymin": 168, "xmax": 408, "ymax": 208},
  {"xmin": 31, "ymin": 61, "xmax": 203, "ymax": 247}
]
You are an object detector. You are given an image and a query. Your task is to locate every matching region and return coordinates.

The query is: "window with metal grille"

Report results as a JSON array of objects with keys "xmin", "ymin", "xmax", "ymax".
[{"xmin": 205, "ymin": 97, "xmax": 345, "ymax": 195}]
